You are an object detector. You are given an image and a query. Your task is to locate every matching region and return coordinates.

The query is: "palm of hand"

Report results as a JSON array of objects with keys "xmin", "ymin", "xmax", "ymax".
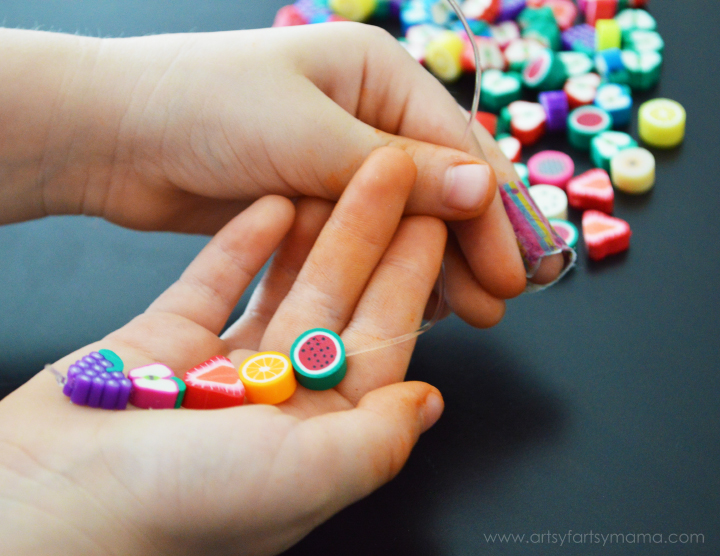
[{"xmin": 0, "ymin": 149, "xmax": 444, "ymax": 556}]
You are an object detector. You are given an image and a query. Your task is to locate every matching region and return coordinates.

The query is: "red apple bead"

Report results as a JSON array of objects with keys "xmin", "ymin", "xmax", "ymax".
[
  {"xmin": 508, "ymin": 101, "xmax": 547, "ymax": 146},
  {"xmin": 498, "ymin": 135, "xmax": 522, "ymax": 162},
  {"xmin": 564, "ymin": 73, "xmax": 601, "ymax": 109}
]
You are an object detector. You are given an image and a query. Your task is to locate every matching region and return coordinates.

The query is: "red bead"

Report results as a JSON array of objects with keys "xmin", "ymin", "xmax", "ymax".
[
  {"xmin": 273, "ymin": 5, "xmax": 308, "ymax": 27},
  {"xmin": 508, "ymin": 101, "xmax": 547, "ymax": 146},
  {"xmin": 584, "ymin": 0, "xmax": 618, "ymax": 26},
  {"xmin": 567, "ymin": 169, "xmax": 614, "ymax": 214},
  {"xmin": 582, "ymin": 210, "xmax": 631, "ymax": 260},
  {"xmin": 475, "ymin": 111, "xmax": 498, "ymax": 136}
]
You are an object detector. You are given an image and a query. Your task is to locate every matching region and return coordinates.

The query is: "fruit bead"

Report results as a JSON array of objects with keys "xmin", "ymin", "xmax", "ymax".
[
  {"xmin": 451, "ymin": 17, "xmax": 492, "ymax": 37},
  {"xmin": 507, "ymin": 100, "xmax": 547, "ymax": 145},
  {"xmin": 595, "ymin": 48, "xmax": 629, "ymax": 84},
  {"xmin": 564, "ymin": 72, "xmax": 601, "ymax": 109},
  {"xmin": 584, "ymin": 0, "xmax": 618, "ymax": 26},
  {"xmin": 558, "ymin": 51, "xmax": 594, "ymax": 77},
  {"xmin": 460, "ymin": 36, "xmax": 506, "ymax": 72},
  {"xmin": 400, "ymin": 0, "xmax": 433, "ymax": 31},
  {"xmin": 594, "ymin": 83, "xmax": 633, "ymax": 127},
  {"xmin": 63, "ymin": 350, "xmax": 132, "ymax": 410},
  {"xmin": 329, "ymin": 0, "xmax": 377, "ymax": 21},
  {"xmin": 129, "ymin": 364, "xmax": 186, "ymax": 410},
  {"xmin": 539, "ymin": 90, "xmax": 569, "ymax": 132},
  {"xmin": 582, "ymin": 210, "xmax": 631, "ymax": 261},
  {"xmin": 475, "ymin": 111, "xmax": 498, "ymax": 135},
  {"xmin": 462, "ymin": 0, "xmax": 502, "ymax": 22},
  {"xmin": 528, "ymin": 150, "xmax": 574, "ymax": 188},
  {"xmin": 625, "ymin": 29, "xmax": 664, "ymax": 54},
  {"xmin": 621, "ymin": 49, "xmax": 662, "ymax": 90},
  {"xmin": 497, "ymin": 0, "xmax": 527, "ymax": 22},
  {"xmin": 595, "ymin": 18, "xmax": 621, "ymax": 50},
  {"xmin": 562, "ymin": 24, "xmax": 595, "ymax": 56},
  {"xmin": 504, "ymin": 38, "xmax": 546, "ymax": 71},
  {"xmin": 567, "ymin": 168, "xmax": 615, "ymax": 213},
  {"xmin": 522, "ymin": 49, "xmax": 567, "ymax": 91},
  {"xmin": 522, "ymin": 20, "xmax": 561, "ymax": 51},
  {"xmin": 638, "ymin": 98, "xmax": 685, "ymax": 148},
  {"xmin": 610, "ymin": 147, "xmax": 655, "ymax": 193},
  {"xmin": 490, "ymin": 20, "xmax": 520, "ymax": 48},
  {"xmin": 544, "ymin": 0, "xmax": 577, "ymax": 31},
  {"xmin": 481, "ymin": 69, "xmax": 522, "ymax": 112},
  {"xmin": 529, "ymin": 184, "xmax": 568, "ymax": 220},
  {"xmin": 291, "ymin": 328, "xmax": 347, "ymax": 390},
  {"xmin": 239, "ymin": 352, "xmax": 297, "ymax": 404},
  {"xmin": 591, "ymin": 130, "xmax": 637, "ymax": 171},
  {"xmin": 273, "ymin": 5, "xmax": 309, "ymax": 26},
  {"xmin": 182, "ymin": 356, "xmax": 246, "ymax": 410},
  {"xmin": 615, "ymin": 8, "xmax": 656, "ymax": 38},
  {"xmin": 549, "ymin": 218, "xmax": 579, "ymax": 248},
  {"xmin": 518, "ymin": 6, "xmax": 556, "ymax": 29},
  {"xmin": 425, "ymin": 30, "xmax": 465, "ymax": 82},
  {"xmin": 568, "ymin": 106, "xmax": 612, "ymax": 150}
]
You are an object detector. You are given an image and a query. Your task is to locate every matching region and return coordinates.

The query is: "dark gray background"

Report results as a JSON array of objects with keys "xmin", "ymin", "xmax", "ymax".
[{"xmin": 0, "ymin": 1, "xmax": 718, "ymax": 554}]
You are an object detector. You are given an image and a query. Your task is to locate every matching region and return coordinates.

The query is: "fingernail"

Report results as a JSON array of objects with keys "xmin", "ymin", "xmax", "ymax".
[
  {"xmin": 443, "ymin": 163, "xmax": 491, "ymax": 212},
  {"xmin": 421, "ymin": 391, "xmax": 444, "ymax": 433}
]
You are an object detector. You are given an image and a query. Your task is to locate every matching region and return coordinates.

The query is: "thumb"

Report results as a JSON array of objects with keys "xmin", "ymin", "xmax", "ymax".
[{"xmin": 293, "ymin": 381, "xmax": 443, "ymax": 521}]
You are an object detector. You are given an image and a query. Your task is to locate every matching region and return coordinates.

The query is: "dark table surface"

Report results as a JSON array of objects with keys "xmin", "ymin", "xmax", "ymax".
[{"xmin": 1, "ymin": 1, "xmax": 718, "ymax": 554}]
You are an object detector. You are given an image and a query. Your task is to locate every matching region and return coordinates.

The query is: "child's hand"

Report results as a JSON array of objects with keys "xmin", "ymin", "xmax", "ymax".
[
  {"xmin": 0, "ymin": 148, "xmax": 445, "ymax": 556},
  {"xmin": 2, "ymin": 24, "xmax": 561, "ymax": 329}
]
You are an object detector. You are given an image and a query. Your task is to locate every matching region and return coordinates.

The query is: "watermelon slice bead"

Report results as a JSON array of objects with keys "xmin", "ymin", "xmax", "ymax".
[{"xmin": 291, "ymin": 328, "xmax": 347, "ymax": 391}]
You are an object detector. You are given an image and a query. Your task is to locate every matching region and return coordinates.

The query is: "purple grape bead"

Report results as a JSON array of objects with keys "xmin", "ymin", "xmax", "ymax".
[
  {"xmin": 539, "ymin": 91, "xmax": 569, "ymax": 132},
  {"xmin": 63, "ymin": 351, "xmax": 130, "ymax": 410},
  {"xmin": 497, "ymin": 0, "xmax": 527, "ymax": 23}
]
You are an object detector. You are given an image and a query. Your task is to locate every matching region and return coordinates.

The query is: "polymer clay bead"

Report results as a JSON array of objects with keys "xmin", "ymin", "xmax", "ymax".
[
  {"xmin": 595, "ymin": 19, "xmax": 621, "ymax": 50},
  {"xmin": 481, "ymin": 69, "xmax": 522, "ymax": 112},
  {"xmin": 490, "ymin": 20, "xmax": 520, "ymax": 48},
  {"xmin": 182, "ymin": 356, "xmax": 246, "ymax": 410},
  {"xmin": 529, "ymin": 184, "xmax": 568, "ymax": 220},
  {"xmin": 584, "ymin": 0, "xmax": 617, "ymax": 26},
  {"xmin": 561, "ymin": 24, "xmax": 595, "ymax": 56},
  {"xmin": 527, "ymin": 150, "xmax": 574, "ymax": 188},
  {"xmin": 425, "ymin": 30, "xmax": 465, "ymax": 82},
  {"xmin": 522, "ymin": 49, "xmax": 567, "ymax": 91},
  {"xmin": 625, "ymin": 29, "xmax": 664, "ymax": 54},
  {"xmin": 610, "ymin": 147, "xmax": 655, "ymax": 193},
  {"xmin": 548, "ymin": 218, "xmax": 579, "ymax": 248},
  {"xmin": 497, "ymin": 0, "xmax": 528, "ymax": 22},
  {"xmin": 595, "ymin": 48, "xmax": 629, "ymax": 84},
  {"xmin": 590, "ymin": 130, "xmax": 637, "ymax": 171},
  {"xmin": 567, "ymin": 168, "xmax": 615, "ymax": 213},
  {"xmin": 63, "ymin": 351, "xmax": 131, "ymax": 410},
  {"xmin": 498, "ymin": 134, "xmax": 523, "ymax": 162},
  {"xmin": 291, "ymin": 328, "xmax": 347, "ymax": 390},
  {"xmin": 582, "ymin": 210, "xmax": 631, "ymax": 260},
  {"xmin": 621, "ymin": 49, "xmax": 662, "ymax": 90},
  {"xmin": 462, "ymin": 0, "xmax": 501, "ymax": 22},
  {"xmin": 522, "ymin": 20, "xmax": 561, "ymax": 51},
  {"xmin": 504, "ymin": 38, "xmax": 546, "ymax": 71},
  {"xmin": 544, "ymin": 0, "xmax": 577, "ymax": 31},
  {"xmin": 594, "ymin": 83, "xmax": 633, "ymax": 127},
  {"xmin": 460, "ymin": 36, "xmax": 506, "ymax": 72},
  {"xmin": 507, "ymin": 100, "xmax": 547, "ymax": 145},
  {"xmin": 128, "ymin": 364, "xmax": 184, "ymax": 410},
  {"xmin": 518, "ymin": 6, "xmax": 556, "ymax": 29},
  {"xmin": 638, "ymin": 98, "xmax": 685, "ymax": 148},
  {"xmin": 273, "ymin": 5, "xmax": 308, "ymax": 26},
  {"xmin": 568, "ymin": 106, "xmax": 612, "ymax": 150},
  {"xmin": 239, "ymin": 352, "xmax": 297, "ymax": 405},
  {"xmin": 539, "ymin": 90, "xmax": 569, "ymax": 132},
  {"xmin": 564, "ymin": 72, "xmax": 601, "ymax": 109},
  {"xmin": 615, "ymin": 8, "xmax": 656, "ymax": 36},
  {"xmin": 329, "ymin": 0, "xmax": 377, "ymax": 21},
  {"xmin": 400, "ymin": 0, "xmax": 433, "ymax": 32},
  {"xmin": 558, "ymin": 51, "xmax": 594, "ymax": 77},
  {"xmin": 475, "ymin": 111, "xmax": 498, "ymax": 135}
]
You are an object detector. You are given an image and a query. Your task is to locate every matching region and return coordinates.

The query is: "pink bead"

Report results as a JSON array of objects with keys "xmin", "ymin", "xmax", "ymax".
[
  {"xmin": 527, "ymin": 151, "xmax": 575, "ymax": 189},
  {"xmin": 129, "ymin": 364, "xmax": 181, "ymax": 410},
  {"xmin": 272, "ymin": 5, "xmax": 308, "ymax": 27}
]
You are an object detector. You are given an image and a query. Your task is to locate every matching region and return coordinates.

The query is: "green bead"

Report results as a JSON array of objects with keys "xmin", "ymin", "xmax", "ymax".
[
  {"xmin": 615, "ymin": 9, "xmax": 657, "ymax": 34},
  {"xmin": 568, "ymin": 106, "xmax": 612, "ymax": 151},
  {"xmin": 621, "ymin": 49, "xmax": 662, "ymax": 91},
  {"xmin": 497, "ymin": 109, "xmax": 512, "ymax": 137},
  {"xmin": 170, "ymin": 377, "xmax": 187, "ymax": 409},
  {"xmin": 558, "ymin": 51, "xmax": 594, "ymax": 77},
  {"xmin": 481, "ymin": 70, "xmax": 523, "ymax": 113},
  {"xmin": 522, "ymin": 21, "xmax": 561, "ymax": 51},
  {"xmin": 522, "ymin": 49, "xmax": 567, "ymax": 91},
  {"xmin": 98, "ymin": 349, "xmax": 124, "ymax": 373},
  {"xmin": 625, "ymin": 29, "xmax": 664, "ymax": 54},
  {"xmin": 518, "ymin": 6, "xmax": 556, "ymax": 29},
  {"xmin": 590, "ymin": 131, "xmax": 638, "ymax": 171}
]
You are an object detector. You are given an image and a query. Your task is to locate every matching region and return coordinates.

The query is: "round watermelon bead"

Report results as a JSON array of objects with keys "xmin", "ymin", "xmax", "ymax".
[
  {"xmin": 568, "ymin": 106, "xmax": 612, "ymax": 151},
  {"xmin": 291, "ymin": 328, "xmax": 347, "ymax": 391},
  {"xmin": 522, "ymin": 49, "xmax": 566, "ymax": 91}
]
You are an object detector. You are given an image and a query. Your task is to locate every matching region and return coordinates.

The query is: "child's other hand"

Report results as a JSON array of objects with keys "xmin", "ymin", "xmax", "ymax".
[
  {"xmin": 34, "ymin": 23, "xmax": 560, "ymax": 328},
  {"xmin": 0, "ymin": 148, "xmax": 445, "ymax": 556}
]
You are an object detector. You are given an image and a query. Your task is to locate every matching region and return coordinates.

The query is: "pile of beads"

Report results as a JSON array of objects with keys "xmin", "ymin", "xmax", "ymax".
[{"xmin": 272, "ymin": 0, "xmax": 686, "ymax": 262}]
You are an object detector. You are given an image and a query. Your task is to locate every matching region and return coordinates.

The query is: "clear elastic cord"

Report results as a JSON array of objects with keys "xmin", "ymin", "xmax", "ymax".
[
  {"xmin": 346, "ymin": 262, "xmax": 446, "ymax": 357},
  {"xmin": 446, "ymin": 0, "xmax": 482, "ymax": 138}
]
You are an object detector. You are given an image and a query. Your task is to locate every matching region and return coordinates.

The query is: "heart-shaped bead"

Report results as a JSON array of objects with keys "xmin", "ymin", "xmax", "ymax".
[
  {"xmin": 564, "ymin": 72, "xmax": 601, "ymax": 109},
  {"xmin": 507, "ymin": 100, "xmax": 547, "ymax": 145}
]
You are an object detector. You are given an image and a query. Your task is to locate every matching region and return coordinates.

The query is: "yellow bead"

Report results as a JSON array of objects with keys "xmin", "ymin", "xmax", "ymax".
[
  {"xmin": 610, "ymin": 147, "xmax": 655, "ymax": 194},
  {"xmin": 329, "ymin": 0, "xmax": 377, "ymax": 21},
  {"xmin": 425, "ymin": 31, "xmax": 465, "ymax": 82},
  {"xmin": 595, "ymin": 19, "xmax": 622, "ymax": 50},
  {"xmin": 638, "ymin": 98, "xmax": 686, "ymax": 148}
]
